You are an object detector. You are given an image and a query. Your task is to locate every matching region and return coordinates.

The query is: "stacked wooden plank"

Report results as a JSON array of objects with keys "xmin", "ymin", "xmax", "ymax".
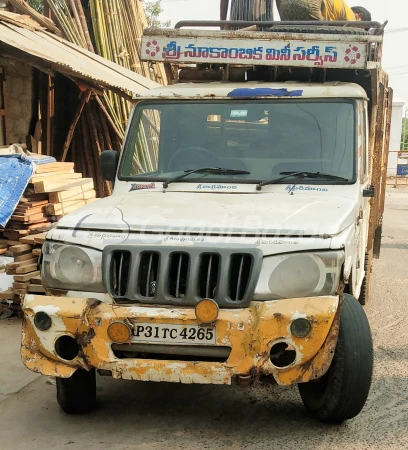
[
  {"xmin": 0, "ymin": 233, "xmax": 46, "ymax": 315},
  {"xmin": 0, "ymin": 241, "xmax": 10, "ymax": 257},
  {"xmin": 32, "ymin": 163, "xmax": 97, "ymax": 214},
  {"xmin": 0, "ymin": 161, "xmax": 99, "ymax": 317},
  {"xmin": 1, "ymin": 162, "xmax": 97, "ymax": 241},
  {"xmin": 3, "ymin": 192, "xmax": 52, "ymax": 241}
]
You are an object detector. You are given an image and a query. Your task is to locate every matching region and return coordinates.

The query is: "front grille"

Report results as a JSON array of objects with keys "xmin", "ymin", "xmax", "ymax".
[{"xmin": 103, "ymin": 246, "xmax": 262, "ymax": 308}]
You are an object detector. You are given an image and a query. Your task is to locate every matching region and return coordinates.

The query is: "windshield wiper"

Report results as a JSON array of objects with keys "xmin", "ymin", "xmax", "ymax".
[
  {"xmin": 256, "ymin": 171, "xmax": 348, "ymax": 191},
  {"xmin": 163, "ymin": 167, "xmax": 250, "ymax": 189}
]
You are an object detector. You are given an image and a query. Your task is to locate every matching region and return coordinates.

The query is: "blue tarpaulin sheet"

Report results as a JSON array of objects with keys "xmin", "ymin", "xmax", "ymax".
[
  {"xmin": 0, "ymin": 155, "xmax": 36, "ymax": 227},
  {"xmin": 28, "ymin": 155, "xmax": 56, "ymax": 166}
]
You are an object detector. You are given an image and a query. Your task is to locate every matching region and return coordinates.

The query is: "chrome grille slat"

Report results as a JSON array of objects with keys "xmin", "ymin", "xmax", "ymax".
[
  {"xmin": 120, "ymin": 252, "xmax": 128, "ymax": 297},
  {"xmin": 103, "ymin": 246, "xmax": 262, "ymax": 308},
  {"xmin": 206, "ymin": 254, "xmax": 213, "ymax": 298},
  {"xmin": 118, "ymin": 253, "xmax": 124, "ymax": 296},
  {"xmin": 112, "ymin": 256, "xmax": 118, "ymax": 295},
  {"xmin": 146, "ymin": 253, "xmax": 153, "ymax": 297},
  {"xmin": 236, "ymin": 255, "xmax": 244, "ymax": 301},
  {"xmin": 175, "ymin": 254, "xmax": 182, "ymax": 298}
]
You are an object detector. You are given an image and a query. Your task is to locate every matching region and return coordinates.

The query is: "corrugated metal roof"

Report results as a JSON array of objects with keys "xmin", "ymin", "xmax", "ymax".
[{"xmin": 0, "ymin": 22, "xmax": 160, "ymax": 95}]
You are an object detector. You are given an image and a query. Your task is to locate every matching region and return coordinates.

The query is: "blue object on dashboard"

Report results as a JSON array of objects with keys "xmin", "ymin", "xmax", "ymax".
[{"xmin": 227, "ymin": 88, "xmax": 304, "ymax": 98}]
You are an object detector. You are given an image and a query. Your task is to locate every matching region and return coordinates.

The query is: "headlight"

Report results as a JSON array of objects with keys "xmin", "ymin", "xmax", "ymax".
[
  {"xmin": 42, "ymin": 242, "xmax": 105, "ymax": 292},
  {"xmin": 254, "ymin": 251, "xmax": 344, "ymax": 300}
]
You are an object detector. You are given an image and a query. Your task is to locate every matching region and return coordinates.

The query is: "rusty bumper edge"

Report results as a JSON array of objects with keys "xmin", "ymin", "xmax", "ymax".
[{"xmin": 21, "ymin": 295, "xmax": 340, "ymax": 386}]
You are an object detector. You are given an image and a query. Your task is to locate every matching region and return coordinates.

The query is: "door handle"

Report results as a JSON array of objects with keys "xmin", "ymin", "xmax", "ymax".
[{"xmin": 363, "ymin": 185, "xmax": 375, "ymax": 198}]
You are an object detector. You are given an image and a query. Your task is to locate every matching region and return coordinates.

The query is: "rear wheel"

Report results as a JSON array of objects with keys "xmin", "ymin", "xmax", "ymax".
[
  {"xmin": 298, "ymin": 294, "xmax": 373, "ymax": 423},
  {"xmin": 56, "ymin": 369, "xmax": 96, "ymax": 414}
]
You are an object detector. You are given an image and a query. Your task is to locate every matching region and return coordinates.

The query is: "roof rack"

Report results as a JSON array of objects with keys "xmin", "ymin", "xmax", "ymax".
[
  {"xmin": 142, "ymin": 22, "xmax": 384, "ymax": 71},
  {"xmin": 174, "ymin": 20, "xmax": 383, "ymax": 31}
]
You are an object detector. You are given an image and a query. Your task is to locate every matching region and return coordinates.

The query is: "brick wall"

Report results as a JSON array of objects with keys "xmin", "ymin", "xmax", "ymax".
[{"xmin": 2, "ymin": 58, "xmax": 33, "ymax": 145}]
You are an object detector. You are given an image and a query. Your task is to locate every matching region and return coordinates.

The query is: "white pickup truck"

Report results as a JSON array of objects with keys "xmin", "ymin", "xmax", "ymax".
[{"xmin": 22, "ymin": 21, "xmax": 392, "ymax": 423}]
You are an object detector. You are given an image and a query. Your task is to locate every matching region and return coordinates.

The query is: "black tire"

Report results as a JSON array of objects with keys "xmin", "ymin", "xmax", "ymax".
[
  {"xmin": 358, "ymin": 252, "xmax": 372, "ymax": 306},
  {"xmin": 265, "ymin": 25, "xmax": 367, "ymax": 35},
  {"xmin": 56, "ymin": 369, "xmax": 96, "ymax": 414},
  {"xmin": 298, "ymin": 294, "xmax": 373, "ymax": 423}
]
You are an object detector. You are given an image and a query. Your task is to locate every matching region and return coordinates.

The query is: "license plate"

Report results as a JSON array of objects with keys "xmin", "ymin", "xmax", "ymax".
[{"xmin": 132, "ymin": 323, "xmax": 216, "ymax": 345}]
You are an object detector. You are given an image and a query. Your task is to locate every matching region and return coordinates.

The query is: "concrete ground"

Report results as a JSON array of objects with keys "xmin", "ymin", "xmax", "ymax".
[{"xmin": 1, "ymin": 188, "xmax": 408, "ymax": 450}]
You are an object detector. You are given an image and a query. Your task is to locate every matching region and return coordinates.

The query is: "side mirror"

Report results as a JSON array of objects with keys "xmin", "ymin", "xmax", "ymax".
[
  {"xmin": 363, "ymin": 185, "xmax": 375, "ymax": 198},
  {"xmin": 100, "ymin": 150, "xmax": 119, "ymax": 183}
]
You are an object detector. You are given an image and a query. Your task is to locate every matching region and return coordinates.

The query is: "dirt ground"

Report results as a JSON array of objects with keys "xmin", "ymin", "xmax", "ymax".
[{"xmin": 0, "ymin": 188, "xmax": 407, "ymax": 450}]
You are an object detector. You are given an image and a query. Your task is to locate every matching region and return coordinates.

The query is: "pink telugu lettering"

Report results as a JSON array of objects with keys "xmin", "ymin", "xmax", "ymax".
[{"xmin": 158, "ymin": 41, "xmax": 343, "ymax": 67}]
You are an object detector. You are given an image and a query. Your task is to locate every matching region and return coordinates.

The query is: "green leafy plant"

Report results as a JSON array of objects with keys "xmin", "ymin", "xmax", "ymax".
[
  {"xmin": 143, "ymin": 0, "xmax": 171, "ymax": 28},
  {"xmin": 26, "ymin": 0, "xmax": 44, "ymax": 13}
]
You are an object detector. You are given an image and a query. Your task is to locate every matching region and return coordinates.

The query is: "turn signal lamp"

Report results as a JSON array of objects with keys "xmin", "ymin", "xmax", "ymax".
[
  {"xmin": 195, "ymin": 298, "xmax": 219, "ymax": 324},
  {"xmin": 107, "ymin": 321, "xmax": 132, "ymax": 344}
]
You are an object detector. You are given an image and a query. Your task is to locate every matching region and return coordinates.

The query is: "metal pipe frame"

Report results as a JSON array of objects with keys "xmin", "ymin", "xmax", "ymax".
[{"xmin": 175, "ymin": 20, "xmax": 382, "ymax": 30}]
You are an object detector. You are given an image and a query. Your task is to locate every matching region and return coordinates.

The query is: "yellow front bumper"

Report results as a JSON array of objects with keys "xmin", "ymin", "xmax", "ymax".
[{"xmin": 21, "ymin": 295, "xmax": 340, "ymax": 386}]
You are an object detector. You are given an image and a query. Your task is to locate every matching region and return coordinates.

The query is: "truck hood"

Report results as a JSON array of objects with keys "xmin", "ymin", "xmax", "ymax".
[{"xmin": 56, "ymin": 191, "xmax": 357, "ymax": 237}]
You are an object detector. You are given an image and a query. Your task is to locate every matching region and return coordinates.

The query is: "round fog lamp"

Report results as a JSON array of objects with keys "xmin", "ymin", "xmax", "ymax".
[
  {"xmin": 107, "ymin": 321, "xmax": 132, "ymax": 344},
  {"xmin": 195, "ymin": 298, "xmax": 219, "ymax": 324},
  {"xmin": 291, "ymin": 318, "xmax": 312, "ymax": 338},
  {"xmin": 34, "ymin": 311, "xmax": 52, "ymax": 331}
]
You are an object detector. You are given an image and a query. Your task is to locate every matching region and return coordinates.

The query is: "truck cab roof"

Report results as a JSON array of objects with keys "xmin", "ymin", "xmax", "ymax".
[{"xmin": 134, "ymin": 81, "xmax": 368, "ymax": 100}]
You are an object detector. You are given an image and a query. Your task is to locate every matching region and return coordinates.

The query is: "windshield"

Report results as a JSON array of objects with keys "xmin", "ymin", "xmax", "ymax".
[{"xmin": 120, "ymin": 100, "xmax": 356, "ymax": 184}]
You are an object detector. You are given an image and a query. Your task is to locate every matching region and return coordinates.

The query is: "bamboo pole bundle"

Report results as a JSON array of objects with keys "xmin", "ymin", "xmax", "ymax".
[
  {"xmin": 40, "ymin": 0, "xmax": 168, "ymax": 196},
  {"xmin": 133, "ymin": 0, "xmax": 167, "ymax": 83},
  {"xmin": 74, "ymin": 0, "xmax": 95, "ymax": 51},
  {"xmin": 44, "ymin": 0, "xmax": 85, "ymax": 46},
  {"xmin": 89, "ymin": 0, "xmax": 168, "ymax": 130},
  {"xmin": 45, "ymin": 0, "xmax": 167, "ymax": 132}
]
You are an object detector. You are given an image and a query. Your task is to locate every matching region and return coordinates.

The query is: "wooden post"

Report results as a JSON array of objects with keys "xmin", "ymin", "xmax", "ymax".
[
  {"xmin": 80, "ymin": 114, "xmax": 93, "ymax": 182},
  {"xmin": 97, "ymin": 106, "xmax": 113, "ymax": 150},
  {"xmin": 61, "ymin": 89, "xmax": 91, "ymax": 162},
  {"xmin": 0, "ymin": 67, "xmax": 8, "ymax": 146},
  {"xmin": 85, "ymin": 107, "xmax": 106, "ymax": 196},
  {"xmin": 43, "ymin": 1, "xmax": 50, "ymax": 18},
  {"xmin": 46, "ymin": 75, "xmax": 54, "ymax": 156}
]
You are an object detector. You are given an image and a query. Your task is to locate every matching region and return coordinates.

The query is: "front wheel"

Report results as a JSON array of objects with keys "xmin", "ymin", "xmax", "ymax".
[
  {"xmin": 298, "ymin": 294, "xmax": 373, "ymax": 423},
  {"xmin": 56, "ymin": 369, "xmax": 96, "ymax": 414}
]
